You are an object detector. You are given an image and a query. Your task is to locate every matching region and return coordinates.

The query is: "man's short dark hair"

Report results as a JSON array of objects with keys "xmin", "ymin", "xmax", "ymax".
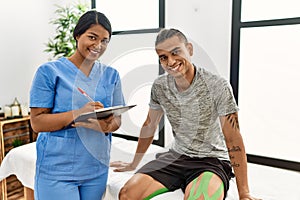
[{"xmin": 155, "ymin": 28, "xmax": 188, "ymax": 46}]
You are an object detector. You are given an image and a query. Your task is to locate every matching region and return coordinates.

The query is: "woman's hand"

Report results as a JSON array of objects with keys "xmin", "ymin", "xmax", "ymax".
[
  {"xmin": 73, "ymin": 114, "xmax": 121, "ymax": 134},
  {"xmin": 72, "ymin": 101, "xmax": 104, "ymax": 131},
  {"xmin": 76, "ymin": 101, "xmax": 104, "ymax": 115},
  {"xmin": 74, "ymin": 115, "xmax": 112, "ymax": 132},
  {"xmin": 110, "ymin": 161, "xmax": 136, "ymax": 172}
]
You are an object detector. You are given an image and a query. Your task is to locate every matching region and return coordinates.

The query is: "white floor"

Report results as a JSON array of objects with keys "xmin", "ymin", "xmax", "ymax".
[{"xmin": 246, "ymin": 163, "xmax": 300, "ymax": 200}]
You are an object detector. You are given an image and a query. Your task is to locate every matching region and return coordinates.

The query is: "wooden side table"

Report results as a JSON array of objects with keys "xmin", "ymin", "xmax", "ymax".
[{"xmin": 0, "ymin": 116, "xmax": 36, "ymax": 200}]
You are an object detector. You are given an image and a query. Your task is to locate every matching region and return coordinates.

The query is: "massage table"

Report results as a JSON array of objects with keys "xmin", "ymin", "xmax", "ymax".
[{"xmin": 1, "ymin": 137, "xmax": 300, "ymax": 200}]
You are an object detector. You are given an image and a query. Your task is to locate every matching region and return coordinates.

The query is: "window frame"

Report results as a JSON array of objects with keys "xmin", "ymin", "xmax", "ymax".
[
  {"xmin": 90, "ymin": 0, "xmax": 166, "ymax": 147},
  {"xmin": 230, "ymin": 0, "xmax": 300, "ymax": 171}
]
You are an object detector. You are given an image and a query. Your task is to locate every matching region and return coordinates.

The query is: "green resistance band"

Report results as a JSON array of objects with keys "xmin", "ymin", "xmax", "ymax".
[
  {"xmin": 188, "ymin": 171, "xmax": 224, "ymax": 200},
  {"xmin": 143, "ymin": 187, "xmax": 169, "ymax": 200}
]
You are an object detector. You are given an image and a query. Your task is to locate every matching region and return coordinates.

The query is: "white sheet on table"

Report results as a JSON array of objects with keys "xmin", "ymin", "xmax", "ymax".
[
  {"xmin": 0, "ymin": 142, "xmax": 36, "ymax": 189},
  {"xmin": 107, "ymin": 137, "xmax": 239, "ymax": 200},
  {"xmin": 1, "ymin": 137, "xmax": 299, "ymax": 200}
]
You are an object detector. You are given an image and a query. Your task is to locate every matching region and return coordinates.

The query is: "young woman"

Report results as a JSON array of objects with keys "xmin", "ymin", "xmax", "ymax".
[{"xmin": 30, "ymin": 10, "xmax": 124, "ymax": 200}]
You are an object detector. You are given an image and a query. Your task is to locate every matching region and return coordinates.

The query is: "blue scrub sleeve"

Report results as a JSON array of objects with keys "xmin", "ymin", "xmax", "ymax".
[
  {"xmin": 30, "ymin": 65, "xmax": 56, "ymax": 108},
  {"xmin": 112, "ymin": 74, "xmax": 125, "ymax": 106}
]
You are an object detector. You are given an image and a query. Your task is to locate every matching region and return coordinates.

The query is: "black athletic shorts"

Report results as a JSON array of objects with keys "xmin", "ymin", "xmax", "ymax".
[{"xmin": 136, "ymin": 149, "xmax": 235, "ymax": 199}]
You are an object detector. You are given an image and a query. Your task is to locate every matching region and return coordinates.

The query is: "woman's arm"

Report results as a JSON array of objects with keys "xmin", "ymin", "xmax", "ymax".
[{"xmin": 30, "ymin": 101, "xmax": 103, "ymax": 133}]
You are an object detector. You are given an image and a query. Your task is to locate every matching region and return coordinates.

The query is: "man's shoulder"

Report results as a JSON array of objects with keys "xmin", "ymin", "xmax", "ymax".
[
  {"xmin": 199, "ymin": 67, "xmax": 228, "ymax": 86},
  {"xmin": 153, "ymin": 73, "xmax": 169, "ymax": 84},
  {"xmin": 199, "ymin": 67, "xmax": 222, "ymax": 79}
]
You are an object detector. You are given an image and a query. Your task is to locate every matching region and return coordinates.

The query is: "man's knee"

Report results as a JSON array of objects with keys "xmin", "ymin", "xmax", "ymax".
[
  {"xmin": 119, "ymin": 186, "xmax": 130, "ymax": 200},
  {"xmin": 119, "ymin": 173, "xmax": 168, "ymax": 200},
  {"xmin": 185, "ymin": 171, "xmax": 224, "ymax": 200},
  {"xmin": 119, "ymin": 184, "xmax": 145, "ymax": 200},
  {"xmin": 119, "ymin": 175, "xmax": 145, "ymax": 200}
]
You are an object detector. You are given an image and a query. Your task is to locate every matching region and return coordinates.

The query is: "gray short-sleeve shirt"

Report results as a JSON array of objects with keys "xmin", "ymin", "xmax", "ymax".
[{"xmin": 149, "ymin": 67, "xmax": 239, "ymax": 160}]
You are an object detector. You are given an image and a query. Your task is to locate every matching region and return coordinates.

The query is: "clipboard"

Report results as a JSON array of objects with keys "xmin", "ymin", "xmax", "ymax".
[{"xmin": 74, "ymin": 104, "xmax": 136, "ymax": 123}]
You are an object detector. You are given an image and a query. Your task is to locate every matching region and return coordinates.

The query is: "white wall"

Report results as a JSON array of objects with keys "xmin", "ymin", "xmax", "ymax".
[
  {"xmin": 0, "ymin": 0, "xmax": 90, "ymax": 109},
  {"xmin": 166, "ymin": 0, "xmax": 232, "ymax": 79},
  {"xmin": 0, "ymin": 0, "xmax": 232, "ymax": 146},
  {"xmin": 164, "ymin": 0, "xmax": 232, "ymax": 146}
]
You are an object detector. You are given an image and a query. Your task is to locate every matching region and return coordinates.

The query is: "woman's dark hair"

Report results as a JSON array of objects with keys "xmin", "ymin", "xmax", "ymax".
[
  {"xmin": 155, "ymin": 28, "xmax": 188, "ymax": 46},
  {"xmin": 73, "ymin": 10, "xmax": 112, "ymax": 41}
]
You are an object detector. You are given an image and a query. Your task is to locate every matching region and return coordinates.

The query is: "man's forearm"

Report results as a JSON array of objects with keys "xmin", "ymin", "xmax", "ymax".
[
  {"xmin": 131, "ymin": 136, "xmax": 154, "ymax": 168},
  {"xmin": 222, "ymin": 113, "xmax": 251, "ymax": 198},
  {"xmin": 131, "ymin": 109, "xmax": 163, "ymax": 168},
  {"xmin": 227, "ymin": 137, "xmax": 250, "ymax": 198}
]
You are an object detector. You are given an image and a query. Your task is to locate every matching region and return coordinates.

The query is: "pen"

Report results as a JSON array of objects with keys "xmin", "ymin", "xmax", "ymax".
[
  {"xmin": 77, "ymin": 87, "xmax": 94, "ymax": 102},
  {"xmin": 77, "ymin": 87, "xmax": 108, "ymax": 136}
]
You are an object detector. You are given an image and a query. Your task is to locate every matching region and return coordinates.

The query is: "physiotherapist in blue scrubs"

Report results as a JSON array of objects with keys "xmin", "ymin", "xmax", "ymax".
[{"xmin": 30, "ymin": 10, "xmax": 125, "ymax": 200}]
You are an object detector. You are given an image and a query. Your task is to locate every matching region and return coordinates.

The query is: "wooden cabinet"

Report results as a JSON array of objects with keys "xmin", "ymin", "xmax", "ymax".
[{"xmin": 0, "ymin": 116, "xmax": 37, "ymax": 200}]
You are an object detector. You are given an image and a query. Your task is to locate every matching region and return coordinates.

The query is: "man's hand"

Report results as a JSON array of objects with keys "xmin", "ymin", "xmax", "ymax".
[
  {"xmin": 240, "ymin": 193, "xmax": 262, "ymax": 200},
  {"xmin": 110, "ymin": 161, "xmax": 136, "ymax": 172}
]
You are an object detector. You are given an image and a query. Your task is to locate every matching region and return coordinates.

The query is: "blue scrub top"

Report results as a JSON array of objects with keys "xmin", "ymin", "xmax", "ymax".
[{"xmin": 30, "ymin": 57, "xmax": 125, "ymax": 180}]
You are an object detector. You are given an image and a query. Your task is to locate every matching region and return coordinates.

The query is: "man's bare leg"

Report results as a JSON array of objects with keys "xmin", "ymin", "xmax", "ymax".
[
  {"xmin": 184, "ymin": 171, "xmax": 224, "ymax": 200},
  {"xmin": 119, "ymin": 173, "xmax": 168, "ymax": 200}
]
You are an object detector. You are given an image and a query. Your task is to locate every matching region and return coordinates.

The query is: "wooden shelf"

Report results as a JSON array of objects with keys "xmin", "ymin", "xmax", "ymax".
[{"xmin": 0, "ymin": 116, "xmax": 37, "ymax": 200}]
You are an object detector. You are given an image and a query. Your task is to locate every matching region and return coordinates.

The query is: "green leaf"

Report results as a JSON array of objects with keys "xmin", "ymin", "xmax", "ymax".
[{"xmin": 45, "ymin": 1, "xmax": 88, "ymax": 59}]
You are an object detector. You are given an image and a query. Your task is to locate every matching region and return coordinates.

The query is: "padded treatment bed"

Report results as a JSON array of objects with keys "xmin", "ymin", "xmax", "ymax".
[{"xmin": 1, "ymin": 137, "xmax": 300, "ymax": 200}]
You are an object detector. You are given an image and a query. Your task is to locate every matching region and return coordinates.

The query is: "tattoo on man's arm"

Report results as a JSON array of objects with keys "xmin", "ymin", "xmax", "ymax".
[
  {"xmin": 228, "ymin": 146, "xmax": 241, "ymax": 152},
  {"xmin": 226, "ymin": 113, "xmax": 240, "ymax": 130},
  {"xmin": 231, "ymin": 162, "xmax": 240, "ymax": 167},
  {"xmin": 228, "ymin": 146, "xmax": 242, "ymax": 167}
]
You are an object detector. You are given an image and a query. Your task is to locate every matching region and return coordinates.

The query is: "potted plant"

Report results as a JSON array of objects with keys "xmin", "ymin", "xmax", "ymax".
[
  {"xmin": 45, "ymin": 2, "xmax": 88, "ymax": 59},
  {"xmin": 12, "ymin": 138, "xmax": 24, "ymax": 148}
]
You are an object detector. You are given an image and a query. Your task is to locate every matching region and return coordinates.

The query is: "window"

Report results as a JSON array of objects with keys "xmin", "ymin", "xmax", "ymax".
[
  {"xmin": 100, "ymin": 32, "xmax": 160, "ymax": 138},
  {"xmin": 231, "ymin": 0, "xmax": 300, "ymax": 170},
  {"xmin": 239, "ymin": 25, "xmax": 300, "ymax": 162},
  {"xmin": 241, "ymin": 0, "xmax": 300, "ymax": 22}
]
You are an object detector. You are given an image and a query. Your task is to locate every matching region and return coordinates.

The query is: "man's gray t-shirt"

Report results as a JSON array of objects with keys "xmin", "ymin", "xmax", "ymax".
[{"xmin": 149, "ymin": 67, "xmax": 239, "ymax": 161}]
